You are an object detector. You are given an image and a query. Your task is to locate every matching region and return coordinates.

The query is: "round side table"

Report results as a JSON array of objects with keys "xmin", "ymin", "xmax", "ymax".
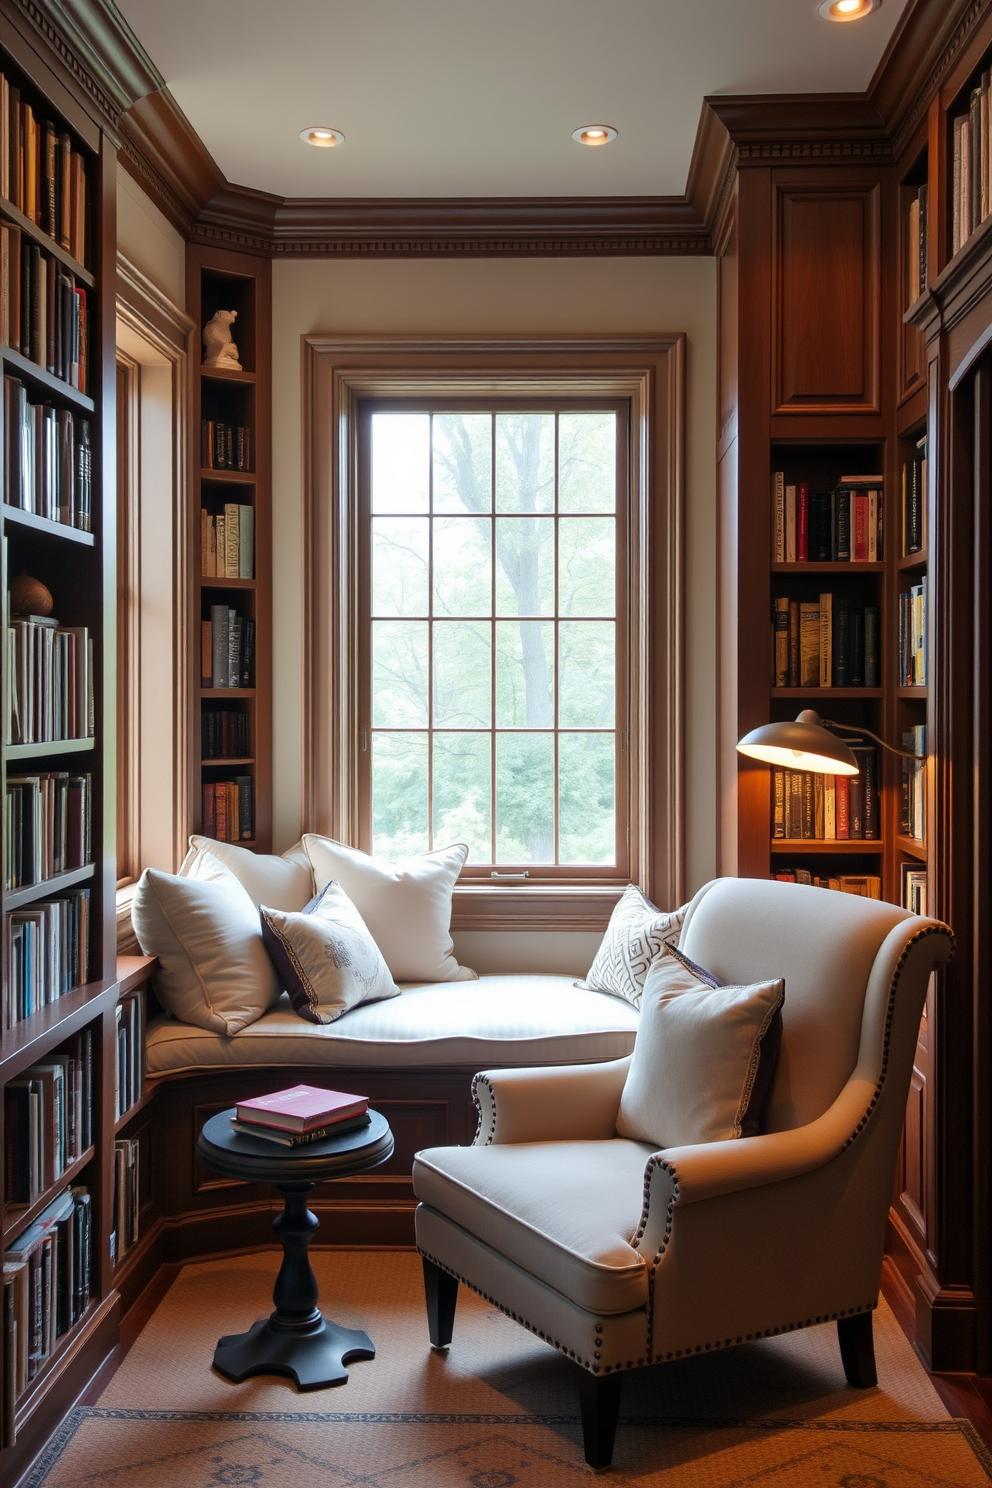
[{"xmin": 197, "ymin": 1107, "xmax": 394, "ymax": 1390}]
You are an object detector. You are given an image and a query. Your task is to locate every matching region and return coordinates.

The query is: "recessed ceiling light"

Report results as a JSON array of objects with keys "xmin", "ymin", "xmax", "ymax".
[
  {"xmin": 572, "ymin": 125, "xmax": 618, "ymax": 147},
  {"xmin": 818, "ymin": 0, "xmax": 878, "ymax": 20},
  {"xmin": 300, "ymin": 127, "xmax": 345, "ymax": 148}
]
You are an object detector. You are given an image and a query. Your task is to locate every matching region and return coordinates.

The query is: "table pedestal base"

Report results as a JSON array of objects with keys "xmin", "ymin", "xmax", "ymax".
[{"xmin": 213, "ymin": 1316, "xmax": 375, "ymax": 1390}]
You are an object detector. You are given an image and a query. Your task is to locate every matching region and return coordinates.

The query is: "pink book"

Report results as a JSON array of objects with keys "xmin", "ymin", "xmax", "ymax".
[{"xmin": 236, "ymin": 1084, "xmax": 368, "ymax": 1132}]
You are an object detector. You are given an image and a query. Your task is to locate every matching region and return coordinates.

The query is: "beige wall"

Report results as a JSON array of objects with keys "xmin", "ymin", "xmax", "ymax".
[
  {"xmin": 270, "ymin": 257, "xmax": 718, "ymax": 968},
  {"xmin": 116, "ymin": 165, "xmax": 186, "ymax": 308}
]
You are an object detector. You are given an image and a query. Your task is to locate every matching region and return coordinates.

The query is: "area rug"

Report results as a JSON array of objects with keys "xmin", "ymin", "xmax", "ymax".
[{"xmin": 27, "ymin": 1250, "xmax": 992, "ymax": 1485}]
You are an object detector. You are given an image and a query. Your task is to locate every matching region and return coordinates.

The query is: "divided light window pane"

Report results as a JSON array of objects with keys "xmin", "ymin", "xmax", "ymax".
[{"xmin": 368, "ymin": 409, "xmax": 620, "ymax": 867}]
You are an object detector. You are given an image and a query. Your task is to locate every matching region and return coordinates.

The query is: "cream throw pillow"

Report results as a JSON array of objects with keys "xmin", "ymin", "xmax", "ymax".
[
  {"xmin": 131, "ymin": 859, "xmax": 281, "ymax": 1035},
  {"xmin": 616, "ymin": 949, "xmax": 785, "ymax": 1148},
  {"xmin": 302, "ymin": 836, "xmax": 476, "ymax": 983},
  {"xmin": 180, "ymin": 836, "xmax": 314, "ymax": 911},
  {"xmin": 259, "ymin": 882, "xmax": 400, "ymax": 1025},
  {"xmin": 577, "ymin": 885, "xmax": 687, "ymax": 1009}
]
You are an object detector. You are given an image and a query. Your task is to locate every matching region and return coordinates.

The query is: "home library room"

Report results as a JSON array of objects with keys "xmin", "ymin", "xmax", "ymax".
[{"xmin": 187, "ymin": 245, "xmax": 271, "ymax": 854}]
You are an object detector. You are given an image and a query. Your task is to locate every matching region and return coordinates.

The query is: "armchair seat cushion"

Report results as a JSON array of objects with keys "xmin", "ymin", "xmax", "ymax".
[{"xmin": 413, "ymin": 1139, "xmax": 655, "ymax": 1314}]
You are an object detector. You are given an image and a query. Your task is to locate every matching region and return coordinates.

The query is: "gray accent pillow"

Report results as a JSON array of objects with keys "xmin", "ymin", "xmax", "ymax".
[
  {"xmin": 577, "ymin": 885, "xmax": 687, "ymax": 1008},
  {"xmin": 616, "ymin": 948, "xmax": 785, "ymax": 1148},
  {"xmin": 260, "ymin": 881, "xmax": 400, "ymax": 1025}
]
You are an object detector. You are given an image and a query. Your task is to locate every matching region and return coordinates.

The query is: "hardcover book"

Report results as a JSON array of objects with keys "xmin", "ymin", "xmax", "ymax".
[{"xmin": 235, "ymin": 1084, "xmax": 368, "ymax": 1132}]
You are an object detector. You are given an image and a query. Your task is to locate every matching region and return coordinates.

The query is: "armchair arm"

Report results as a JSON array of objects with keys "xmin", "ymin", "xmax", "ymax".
[
  {"xmin": 633, "ymin": 1074, "xmax": 878, "ymax": 1259},
  {"xmin": 472, "ymin": 1057, "xmax": 631, "ymax": 1145}
]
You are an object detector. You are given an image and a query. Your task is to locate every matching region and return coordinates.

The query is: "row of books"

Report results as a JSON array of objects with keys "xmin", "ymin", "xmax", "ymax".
[
  {"xmin": 4, "ymin": 615, "xmax": 94, "ymax": 744},
  {"xmin": 3, "ymin": 1186, "xmax": 92, "ymax": 1404},
  {"xmin": 898, "ymin": 584, "xmax": 927, "ymax": 687},
  {"xmin": 231, "ymin": 1084, "xmax": 370, "ymax": 1147},
  {"xmin": 201, "ymin": 503, "xmax": 254, "ymax": 579},
  {"xmin": 772, "ymin": 595, "xmax": 879, "ymax": 689},
  {"xmin": 110, "ymin": 1138, "xmax": 140, "ymax": 1267},
  {"xmin": 902, "ymin": 436, "xmax": 926, "ymax": 556},
  {"xmin": 0, "ymin": 74, "xmax": 89, "ymax": 265},
  {"xmin": 201, "ymin": 420, "xmax": 251, "ymax": 472},
  {"xmin": 3, "ymin": 1029, "xmax": 94, "ymax": 1203},
  {"xmin": 202, "ymin": 708, "xmax": 250, "ymax": 759},
  {"xmin": 4, "ymin": 378, "xmax": 92, "ymax": 529},
  {"xmin": 772, "ymin": 475, "xmax": 883, "ymax": 564},
  {"xmin": 903, "ymin": 867, "xmax": 928, "ymax": 916},
  {"xmin": 951, "ymin": 73, "xmax": 992, "ymax": 255},
  {"xmin": 4, "ymin": 771, "xmax": 91, "ymax": 889},
  {"xmin": 201, "ymin": 778, "xmax": 254, "ymax": 843},
  {"xmin": 115, "ymin": 992, "xmax": 145, "ymax": 1124},
  {"xmin": 773, "ymin": 869, "xmax": 882, "ymax": 898},
  {"xmin": 201, "ymin": 607, "xmax": 256, "ymax": 689},
  {"xmin": 4, "ymin": 886, "xmax": 90, "ymax": 1031},
  {"xmin": 901, "ymin": 726, "xmax": 926, "ymax": 843},
  {"xmin": 772, "ymin": 753, "xmax": 880, "ymax": 841},
  {"xmin": 906, "ymin": 185, "xmax": 928, "ymax": 306},
  {"xmin": 0, "ymin": 228, "xmax": 88, "ymax": 391}
]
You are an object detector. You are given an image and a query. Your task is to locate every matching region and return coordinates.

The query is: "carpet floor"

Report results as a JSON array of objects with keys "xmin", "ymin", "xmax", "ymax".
[{"xmin": 28, "ymin": 1249, "xmax": 992, "ymax": 1486}]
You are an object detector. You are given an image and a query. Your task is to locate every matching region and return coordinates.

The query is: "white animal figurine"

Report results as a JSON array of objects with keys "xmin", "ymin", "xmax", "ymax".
[{"xmin": 202, "ymin": 309, "xmax": 242, "ymax": 370}]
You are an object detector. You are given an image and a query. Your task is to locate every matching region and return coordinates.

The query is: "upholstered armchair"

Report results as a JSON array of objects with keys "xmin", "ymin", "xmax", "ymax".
[{"xmin": 412, "ymin": 877, "xmax": 953, "ymax": 1469}]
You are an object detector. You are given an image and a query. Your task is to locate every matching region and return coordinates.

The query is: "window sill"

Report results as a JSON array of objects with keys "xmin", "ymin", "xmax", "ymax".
[{"xmin": 450, "ymin": 884, "xmax": 623, "ymax": 932}]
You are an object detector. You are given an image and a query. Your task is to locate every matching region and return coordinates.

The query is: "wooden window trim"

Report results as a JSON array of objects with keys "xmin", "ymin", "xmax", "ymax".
[
  {"xmin": 116, "ymin": 351, "xmax": 141, "ymax": 886},
  {"xmin": 302, "ymin": 335, "xmax": 686, "ymax": 931}
]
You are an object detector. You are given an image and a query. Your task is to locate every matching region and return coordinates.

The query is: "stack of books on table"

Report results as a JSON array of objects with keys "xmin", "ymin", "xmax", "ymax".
[{"xmin": 230, "ymin": 1084, "xmax": 370, "ymax": 1147}]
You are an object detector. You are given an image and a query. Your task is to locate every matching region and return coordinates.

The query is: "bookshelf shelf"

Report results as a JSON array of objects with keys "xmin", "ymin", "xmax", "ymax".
[
  {"xmin": 4, "ymin": 863, "xmax": 95, "ymax": 911},
  {"xmin": 201, "ymin": 756, "xmax": 255, "ymax": 766},
  {"xmin": 2, "ymin": 505, "xmax": 94, "ymax": 545},
  {"xmin": 771, "ymin": 687, "xmax": 884, "ymax": 699},
  {"xmin": 0, "ymin": 196, "xmax": 94, "ymax": 288},
  {"xmin": 5, "ymin": 739, "xmax": 95, "ymax": 761},
  {"xmin": 897, "ymin": 686, "xmax": 928, "ymax": 699},
  {"xmin": 201, "ymin": 367, "xmax": 256, "ymax": 385},
  {"xmin": 198, "ymin": 687, "xmax": 255, "ymax": 700},
  {"xmin": 1, "ymin": 346, "xmax": 94, "ymax": 414},
  {"xmin": 896, "ymin": 835, "xmax": 927, "ymax": 861},
  {"xmin": 113, "ymin": 1085, "xmax": 156, "ymax": 1136},
  {"xmin": 897, "ymin": 550, "xmax": 928, "ymax": 571},
  {"xmin": 770, "ymin": 840, "xmax": 884, "ymax": 854},
  {"xmin": 2, "ymin": 1146, "xmax": 95, "ymax": 1246},
  {"xmin": 771, "ymin": 561, "xmax": 885, "ymax": 574},
  {"xmin": 11, "ymin": 1296, "xmax": 106, "ymax": 1433},
  {"xmin": 200, "ymin": 469, "xmax": 256, "ymax": 484},
  {"xmin": 198, "ymin": 577, "xmax": 256, "ymax": 591},
  {"xmin": 0, "ymin": 979, "xmax": 116, "ymax": 1083}
]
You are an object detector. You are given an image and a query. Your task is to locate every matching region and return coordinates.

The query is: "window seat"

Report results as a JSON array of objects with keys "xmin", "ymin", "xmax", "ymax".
[{"xmin": 145, "ymin": 975, "xmax": 639, "ymax": 1076}]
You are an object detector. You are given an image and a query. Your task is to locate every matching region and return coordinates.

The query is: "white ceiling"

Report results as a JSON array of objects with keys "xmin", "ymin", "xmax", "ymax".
[{"xmin": 116, "ymin": 0, "xmax": 911, "ymax": 200}]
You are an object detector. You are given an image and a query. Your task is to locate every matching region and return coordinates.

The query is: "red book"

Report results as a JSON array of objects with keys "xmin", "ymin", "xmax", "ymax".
[
  {"xmin": 797, "ymin": 482, "xmax": 809, "ymax": 562},
  {"xmin": 836, "ymin": 776, "xmax": 850, "ymax": 840},
  {"xmin": 853, "ymin": 493, "xmax": 868, "ymax": 561},
  {"xmin": 236, "ymin": 1084, "xmax": 368, "ymax": 1133}
]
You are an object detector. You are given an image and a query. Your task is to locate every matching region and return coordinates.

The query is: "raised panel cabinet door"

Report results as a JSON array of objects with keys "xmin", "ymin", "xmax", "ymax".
[{"xmin": 773, "ymin": 185, "xmax": 881, "ymax": 413}]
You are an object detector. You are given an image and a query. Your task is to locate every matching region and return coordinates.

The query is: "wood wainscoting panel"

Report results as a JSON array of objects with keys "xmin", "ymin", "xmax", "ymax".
[{"xmin": 773, "ymin": 183, "xmax": 881, "ymax": 414}]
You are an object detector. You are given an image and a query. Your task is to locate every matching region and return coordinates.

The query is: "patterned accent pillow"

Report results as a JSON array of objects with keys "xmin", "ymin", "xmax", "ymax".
[
  {"xmin": 259, "ymin": 881, "xmax": 400, "ymax": 1026},
  {"xmin": 576, "ymin": 886, "xmax": 688, "ymax": 1009}
]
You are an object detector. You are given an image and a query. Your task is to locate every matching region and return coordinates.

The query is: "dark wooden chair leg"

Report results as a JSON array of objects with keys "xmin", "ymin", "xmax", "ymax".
[
  {"xmin": 422, "ymin": 1257, "xmax": 459, "ymax": 1348},
  {"xmin": 837, "ymin": 1311, "xmax": 877, "ymax": 1388},
  {"xmin": 577, "ymin": 1367, "xmax": 623, "ymax": 1470}
]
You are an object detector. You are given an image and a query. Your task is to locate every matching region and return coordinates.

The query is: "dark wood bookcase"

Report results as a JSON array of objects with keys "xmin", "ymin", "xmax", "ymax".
[{"xmin": 186, "ymin": 244, "xmax": 272, "ymax": 854}]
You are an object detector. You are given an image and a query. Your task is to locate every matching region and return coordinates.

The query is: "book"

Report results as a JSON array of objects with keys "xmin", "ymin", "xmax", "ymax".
[
  {"xmin": 235, "ymin": 1084, "xmax": 369, "ymax": 1133},
  {"xmin": 229, "ymin": 1112, "xmax": 371, "ymax": 1146},
  {"xmin": 799, "ymin": 601, "xmax": 819, "ymax": 688}
]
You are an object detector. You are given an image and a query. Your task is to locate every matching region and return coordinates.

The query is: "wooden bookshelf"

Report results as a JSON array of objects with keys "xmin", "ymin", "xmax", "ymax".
[{"xmin": 186, "ymin": 245, "xmax": 271, "ymax": 853}]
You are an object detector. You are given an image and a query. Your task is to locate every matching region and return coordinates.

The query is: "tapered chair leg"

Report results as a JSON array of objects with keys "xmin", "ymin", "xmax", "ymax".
[
  {"xmin": 577, "ymin": 1367, "xmax": 623, "ymax": 1470},
  {"xmin": 838, "ymin": 1311, "xmax": 877, "ymax": 1388},
  {"xmin": 422, "ymin": 1256, "xmax": 459, "ymax": 1348}
]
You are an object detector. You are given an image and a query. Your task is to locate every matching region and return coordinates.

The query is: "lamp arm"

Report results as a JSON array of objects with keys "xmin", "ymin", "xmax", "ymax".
[{"xmin": 823, "ymin": 720, "xmax": 924, "ymax": 762}]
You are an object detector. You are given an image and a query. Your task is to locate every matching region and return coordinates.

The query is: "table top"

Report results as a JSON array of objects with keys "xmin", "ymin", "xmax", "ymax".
[{"xmin": 197, "ymin": 1107, "xmax": 394, "ymax": 1185}]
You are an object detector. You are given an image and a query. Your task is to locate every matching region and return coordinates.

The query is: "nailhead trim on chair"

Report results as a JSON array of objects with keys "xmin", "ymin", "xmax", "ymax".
[
  {"xmin": 418, "ymin": 1244, "xmax": 647, "ymax": 1375},
  {"xmin": 471, "ymin": 1073, "xmax": 498, "ymax": 1146},
  {"xmin": 649, "ymin": 1301, "xmax": 877, "ymax": 1363}
]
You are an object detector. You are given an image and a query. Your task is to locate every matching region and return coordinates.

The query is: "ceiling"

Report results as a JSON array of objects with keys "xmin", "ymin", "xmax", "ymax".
[{"xmin": 115, "ymin": 0, "xmax": 912, "ymax": 200}]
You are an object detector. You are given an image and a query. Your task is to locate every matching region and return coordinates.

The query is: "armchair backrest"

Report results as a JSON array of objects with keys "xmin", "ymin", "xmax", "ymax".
[{"xmin": 679, "ymin": 878, "xmax": 932, "ymax": 1132}]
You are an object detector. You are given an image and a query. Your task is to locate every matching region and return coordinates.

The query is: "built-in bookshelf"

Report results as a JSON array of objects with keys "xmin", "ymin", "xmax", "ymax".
[{"xmin": 187, "ymin": 246, "xmax": 271, "ymax": 852}]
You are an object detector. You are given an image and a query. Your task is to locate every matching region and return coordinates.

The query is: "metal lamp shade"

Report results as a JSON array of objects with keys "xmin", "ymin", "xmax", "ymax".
[{"xmin": 736, "ymin": 709, "xmax": 860, "ymax": 777}]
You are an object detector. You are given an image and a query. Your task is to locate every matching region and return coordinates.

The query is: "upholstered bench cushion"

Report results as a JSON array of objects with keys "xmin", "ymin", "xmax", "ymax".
[
  {"xmin": 414, "ymin": 1139, "xmax": 655, "ymax": 1313},
  {"xmin": 144, "ymin": 975, "xmax": 640, "ymax": 1075}
]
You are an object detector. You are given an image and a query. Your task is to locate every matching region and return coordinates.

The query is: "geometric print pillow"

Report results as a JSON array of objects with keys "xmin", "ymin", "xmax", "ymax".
[{"xmin": 576, "ymin": 885, "xmax": 688, "ymax": 1010}]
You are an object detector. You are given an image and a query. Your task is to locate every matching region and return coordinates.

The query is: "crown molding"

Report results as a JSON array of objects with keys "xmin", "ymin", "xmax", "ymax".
[
  {"xmin": 870, "ymin": 0, "xmax": 988, "ymax": 159},
  {"xmin": 11, "ymin": 0, "xmax": 164, "ymax": 127}
]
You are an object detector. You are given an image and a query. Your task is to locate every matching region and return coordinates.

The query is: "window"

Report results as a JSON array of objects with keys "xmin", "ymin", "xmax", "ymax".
[
  {"xmin": 361, "ymin": 405, "xmax": 627, "ymax": 878},
  {"xmin": 303, "ymin": 335, "xmax": 685, "ymax": 929}
]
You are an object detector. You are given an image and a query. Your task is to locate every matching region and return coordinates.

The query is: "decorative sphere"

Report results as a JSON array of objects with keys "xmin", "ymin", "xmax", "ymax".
[{"xmin": 10, "ymin": 572, "xmax": 53, "ymax": 616}]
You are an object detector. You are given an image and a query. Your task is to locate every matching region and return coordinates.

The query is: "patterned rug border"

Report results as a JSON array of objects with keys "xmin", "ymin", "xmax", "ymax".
[{"xmin": 24, "ymin": 1405, "xmax": 992, "ymax": 1487}]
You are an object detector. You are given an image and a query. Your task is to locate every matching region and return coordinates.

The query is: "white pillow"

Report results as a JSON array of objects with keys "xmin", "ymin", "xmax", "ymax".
[
  {"xmin": 577, "ymin": 885, "xmax": 687, "ymax": 1008},
  {"xmin": 260, "ymin": 881, "xmax": 400, "ymax": 1025},
  {"xmin": 131, "ymin": 859, "xmax": 281, "ymax": 1035},
  {"xmin": 180, "ymin": 836, "xmax": 314, "ymax": 911},
  {"xmin": 302, "ymin": 836, "xmax": 476, "ymax": 983},
  {"xmin": 616, "ymin": 949, "xmax": 785, "ymax": 1148}
]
